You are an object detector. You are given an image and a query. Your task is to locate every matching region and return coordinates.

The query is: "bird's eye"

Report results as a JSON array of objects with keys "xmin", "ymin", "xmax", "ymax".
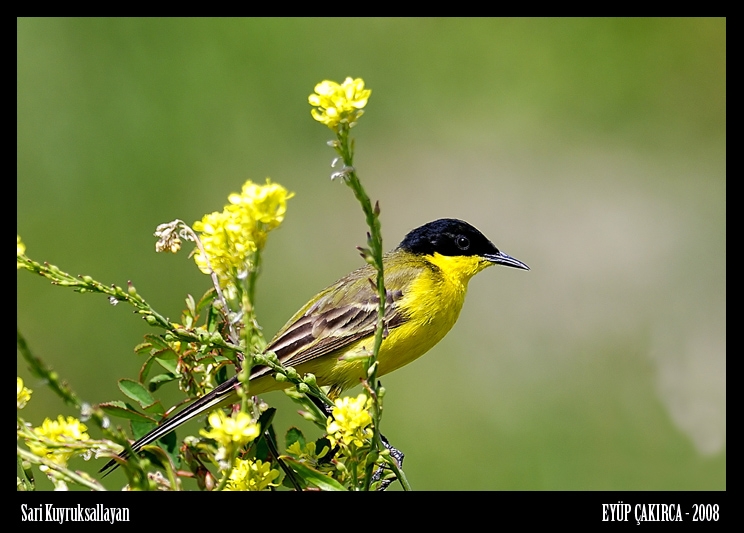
[{"xmin": 456, "ymin": 235, "xmax": 470, "ymax": 250}]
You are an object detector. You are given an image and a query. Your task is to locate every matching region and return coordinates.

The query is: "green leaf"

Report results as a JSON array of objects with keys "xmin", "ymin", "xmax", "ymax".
[
  {"xmin": 205, "ymin": 299, "xmax": 220, "ymax": 331},
  {"xmin": 138, "ymin": 351, "xmax": 157, "ymax": 382},
  {"xmin": 99, "ymin": 401, "xmax": 157, "ymax": 422},
  {"xmin": 143, "ymin": 401, "xmax": 166, "ymax": 416},
  {"xmin": 131, "ymin": 419, "xmax": 157, "ymax": 440},
  {"xmin": 186, "ymin": 293, "xmax": 196, "ymax": 312},
  {"xmin": 215, "ymin": 365, "xmax": 228, "ymax": 385},
  {"xmin": 285, "ymin": 427, "xmax": 305, "ymax": 450},
  {"xmin": 196, "ymin": 288, "xmax": 216, "ymax": 312},
  {"xmin": 139, "ymin": 346, "xmax": 178, "ymax": 383},
  {"xmin": 147, "ymin": 373, "xmax": 177, "ymax": 392},
  {"xmin": 154, "ymin": 353, "xmax": 178, "ymax": 374},
  {"xmin": 184, "ymin": 294, "xmax": 196, "ymax": 324},
  {"xmin": 134, "ymin": 341, "xmax": 154, "ymax": 355},
  {"xmin": 280, "ymin": 456, "xmax": 346, "ymax": 491},
  {"xmin": 118, "ymin": 379, "xmax": 156, "ymax": 408}
]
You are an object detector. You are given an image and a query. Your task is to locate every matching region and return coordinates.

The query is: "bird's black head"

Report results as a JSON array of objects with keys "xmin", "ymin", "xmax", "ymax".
[
  {"xmin": 399, "ymin": 218, "xmax": 529, "ymax": 270},
  {"xmin": 399, "ymin": 219, "xmax": 494, "ymax": 257}
]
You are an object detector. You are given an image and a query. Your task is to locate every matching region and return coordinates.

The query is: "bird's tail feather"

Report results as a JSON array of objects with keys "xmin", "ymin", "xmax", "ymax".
[{"xmin": 99, "ymin": 375, "xmax": 240, "ymax": 475}]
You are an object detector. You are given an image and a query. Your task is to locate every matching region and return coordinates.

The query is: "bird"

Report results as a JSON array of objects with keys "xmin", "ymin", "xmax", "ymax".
[{"xmin": 102, "ymin": 218, "xmax": 528, "ymax": 472}]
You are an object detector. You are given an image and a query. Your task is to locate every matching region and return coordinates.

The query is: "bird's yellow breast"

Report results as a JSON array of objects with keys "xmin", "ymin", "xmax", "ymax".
[{"xmin": 295, "ymin": 253, "xmax": 489, "ymax": 394}]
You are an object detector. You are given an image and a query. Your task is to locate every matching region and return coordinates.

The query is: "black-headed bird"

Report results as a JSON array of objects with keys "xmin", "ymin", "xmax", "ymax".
[{"xmin": 102, "ymin": 218, "xmax": 528, "ymax": 472}]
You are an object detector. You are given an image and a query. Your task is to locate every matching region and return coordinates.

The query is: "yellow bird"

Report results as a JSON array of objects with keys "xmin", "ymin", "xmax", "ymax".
[{"xmin": 103, "ymin": 218, "xmax": 528, "ymax": 471}]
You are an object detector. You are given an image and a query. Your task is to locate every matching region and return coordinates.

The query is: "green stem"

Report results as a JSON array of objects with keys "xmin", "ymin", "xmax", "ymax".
[
  {"xmin": 17, "ymin": 447, "xmax": 106, "ymax": 491},
  {"xmin": 333, "ymin": 124, "xmax": 389, "ymax": 491}
]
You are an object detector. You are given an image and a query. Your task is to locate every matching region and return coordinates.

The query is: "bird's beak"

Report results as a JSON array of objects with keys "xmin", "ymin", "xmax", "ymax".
[{"xmin": 484, "ymin": 250, "xmax": 530, "ymax": 271}]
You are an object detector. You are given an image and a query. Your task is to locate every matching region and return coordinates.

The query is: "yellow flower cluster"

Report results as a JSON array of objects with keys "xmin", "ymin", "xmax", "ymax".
[
  {"xmin": 27, "ymin": 415, "xmax": 90, "ymax": 467},
  {"xmin": 326, "ymin": 394, "xmax": 374, "ymax": 450},
  {"xmin": 308, "ymin": 77, "xmax": 371, "ymax": 131},
  {"xmin": 17, "ymin": 377, "xmax": 32, "ymax": 409},
  {"xmin": 192, "ymin": 179, "xmax": 293, "ymax": 293},
  {"xmin": 224, "ymin": 458, "xmax": 280, "ymax": 491},
  {"xmin": 199, "ymin": 410, "xmax": 260, "ymax": 450}
]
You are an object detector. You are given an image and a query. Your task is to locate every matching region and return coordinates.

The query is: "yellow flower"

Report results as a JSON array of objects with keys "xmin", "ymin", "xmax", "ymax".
[
  {"xmin": 199, "ymin": 410, "xmax": 260, "ymax": 450},
  {"xmin": 17, "ymin": 235, "xmax": 26, "ymax": 269},
  {"xmin": 17, "ymin": 377, "xmax": 32, "ymax": 409},
  {"xmin": 193, "ymin": 209, "xmax": 252, "ymax": 286},
  {"xmin": 326, "ymin": 394, "xmax": 374, "ymax": 450},
  {"xmin": 224, "ymin": 458, "xmax": 280, "ymax": 491},
  {"xmin": 230, "ymin": 180, "xmax": 292, "ymax": 226},
  {"xmin": 193, "ymin": 179, "xmax": 293, "ymax": 294},
  {"xmin": 27, "ymin": 415, "xmax": 90, "ymax": 467},
  {"xmin": 308, "ymin": 77, "xmax": 371, "ymax": 131}
]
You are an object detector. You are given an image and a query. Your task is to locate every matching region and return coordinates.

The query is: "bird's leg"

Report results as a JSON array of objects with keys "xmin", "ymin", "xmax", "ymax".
[{"xmin": 373, "ymin": 433, "xmax": 404, "ymax": 491}]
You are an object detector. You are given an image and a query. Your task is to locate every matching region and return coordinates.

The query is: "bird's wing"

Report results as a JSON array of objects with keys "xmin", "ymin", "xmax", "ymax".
[{"xmin": 251, "ymin": 264, "xmax": 409, "ymax": 378}]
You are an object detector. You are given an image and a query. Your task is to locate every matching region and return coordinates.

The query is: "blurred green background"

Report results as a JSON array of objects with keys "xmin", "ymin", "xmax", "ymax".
[{"xmin": 17, "ymin": 18, "xmax": 725, "ymax": 490}]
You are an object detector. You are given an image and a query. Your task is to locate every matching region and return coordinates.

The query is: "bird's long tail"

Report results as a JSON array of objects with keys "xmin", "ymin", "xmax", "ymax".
[{"xmin": 99, "ymin": 375, "xmax": 241, "ymax": 475}]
